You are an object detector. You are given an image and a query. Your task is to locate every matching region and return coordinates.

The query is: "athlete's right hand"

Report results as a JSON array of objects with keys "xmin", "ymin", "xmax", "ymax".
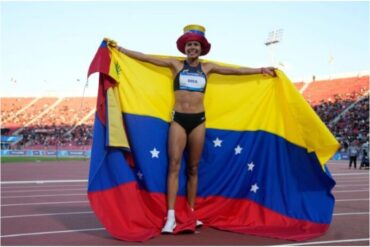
[{"xmin": 103, "ymin": 37, "xmax": 117, "ymax": 48}]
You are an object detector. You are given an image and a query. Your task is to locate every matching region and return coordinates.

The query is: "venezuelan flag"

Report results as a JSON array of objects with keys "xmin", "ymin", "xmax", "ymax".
[{"xmin": 87, "ymin": 39, "xmax": 339, "ymax": 242}]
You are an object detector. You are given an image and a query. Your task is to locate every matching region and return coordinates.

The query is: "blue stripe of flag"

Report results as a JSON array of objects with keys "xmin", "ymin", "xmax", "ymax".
[{"xmin": 89, "ymin": 113, "xmax": 335, "ymax": 224}]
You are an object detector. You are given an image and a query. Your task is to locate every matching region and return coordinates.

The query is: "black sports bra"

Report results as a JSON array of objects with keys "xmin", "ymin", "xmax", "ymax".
[{"xmin": 174, "ymin": 60, "xmax": 207, "ymax": 93}]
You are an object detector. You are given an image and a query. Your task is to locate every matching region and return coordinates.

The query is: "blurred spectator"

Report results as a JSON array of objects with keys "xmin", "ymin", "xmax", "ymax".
[
  {"xmin": 347, "ymin": 142, "xmax": 360, "ymax": 169},
  {"xmin": 360, "ymin": 149, "xmax": 369, "ymax": 169}
]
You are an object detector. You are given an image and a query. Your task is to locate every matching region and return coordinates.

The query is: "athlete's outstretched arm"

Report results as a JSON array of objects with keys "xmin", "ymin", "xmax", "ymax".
[
  {"xmin": 117, "ymin": 46, "xmax": 179, "ymax": 68},
  {"xmin": 104, "ymin": 37, "xmax": 179, "ymax": 68},
  {"xmin": 203, "ymin": 62, "xmax": 276, "ymax": 77}
]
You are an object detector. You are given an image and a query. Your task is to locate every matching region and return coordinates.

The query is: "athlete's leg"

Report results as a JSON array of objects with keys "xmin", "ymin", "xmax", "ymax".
[
  {"xmin": 167, "ymin": 121, "xmax": 187, "ymax": 209},
  {"xmin": 186, "ymin": 122, "xmax": 205, "ymax": 209},
  {"xmin": 162, "ymin": 121, "xmax": 187, "ymax": 233}
]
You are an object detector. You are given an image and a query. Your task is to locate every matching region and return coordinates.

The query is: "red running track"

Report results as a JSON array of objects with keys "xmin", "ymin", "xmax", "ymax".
[{"xmin": 1, "ymin": 160, "xmax": 369, "ymax": 246}]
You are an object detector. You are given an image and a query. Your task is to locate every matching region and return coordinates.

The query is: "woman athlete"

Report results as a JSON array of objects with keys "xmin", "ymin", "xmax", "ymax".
[{"xmin": 114, "ymin": 24, "xmax": 276, "ymax": 233}]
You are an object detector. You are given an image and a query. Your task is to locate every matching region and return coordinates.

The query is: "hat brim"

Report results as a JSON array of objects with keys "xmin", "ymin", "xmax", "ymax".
[{"xmin": 176, "ymin": 33, "xmax": 211, "ymax": 56}]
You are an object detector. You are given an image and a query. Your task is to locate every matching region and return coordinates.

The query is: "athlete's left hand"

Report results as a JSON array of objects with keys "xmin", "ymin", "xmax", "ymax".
[
  {"xmin": 104, "ymin": 37, "xmax": 118, "ymax": 48},
  {"xmin": 261, "ymin": 67, "xmax": 277, "ymax": 77}
]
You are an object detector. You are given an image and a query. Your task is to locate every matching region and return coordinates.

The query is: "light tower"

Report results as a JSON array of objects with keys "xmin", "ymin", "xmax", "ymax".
[{"xmin": 264, "ymin": 29, "xmax": 284, "ymax": 66}]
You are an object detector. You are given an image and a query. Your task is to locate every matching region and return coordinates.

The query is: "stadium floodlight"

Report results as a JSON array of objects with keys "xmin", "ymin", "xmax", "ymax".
[
  {"xmin": 264, "ymin": 29, "xmax": 284, "ymax": 66},
  {"xmin": 265, "ymin": 29, "xmax": 284, "ymax": 46}
]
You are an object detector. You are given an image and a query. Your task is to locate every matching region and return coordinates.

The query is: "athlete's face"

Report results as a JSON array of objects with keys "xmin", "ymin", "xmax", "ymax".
[{"xmin": 185, "ymin": 41, "xmax": 202, "ymax": 58}]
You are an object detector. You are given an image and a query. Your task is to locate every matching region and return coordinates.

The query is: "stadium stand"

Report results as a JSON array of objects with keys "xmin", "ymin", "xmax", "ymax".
[
  {"xmin": 1, "ymin": 74, "xmax": 369, "ymax": 156},
  {"xmin": 1, "ymin": 97, "xmax": 96, "ymax": 150},
  {"xmin": 299, "ymin": 75, "xmax": 368, "ymax": 105}
]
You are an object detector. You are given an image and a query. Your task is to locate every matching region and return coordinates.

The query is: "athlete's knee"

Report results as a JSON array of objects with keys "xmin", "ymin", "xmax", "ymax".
[
  {"xmin": 187, "ymin": 164, "xmax": 199, "ymax": 177},
  {"xmin": 168, "ymin": 157, "xmax": 181, "ymax": 174}
]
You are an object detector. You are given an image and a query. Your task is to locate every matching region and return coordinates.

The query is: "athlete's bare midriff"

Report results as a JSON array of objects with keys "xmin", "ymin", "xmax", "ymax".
[{"xmin": 173, "ymin": 90, "xmax": 205, "ymax": 113}]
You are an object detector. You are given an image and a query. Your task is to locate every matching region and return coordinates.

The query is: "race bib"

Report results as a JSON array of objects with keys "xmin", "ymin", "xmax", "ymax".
[{"xmin": 179, "ymin": 71, "xmax": 206, "ymax": 92}]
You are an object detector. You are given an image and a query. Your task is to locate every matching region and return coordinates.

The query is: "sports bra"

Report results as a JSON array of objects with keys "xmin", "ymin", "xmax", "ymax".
[{"xmin": 174, "ymin": 60, "xmax": 207, "ymax": 93}]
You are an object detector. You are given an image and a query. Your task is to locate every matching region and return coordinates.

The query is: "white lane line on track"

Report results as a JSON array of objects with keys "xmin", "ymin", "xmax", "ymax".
[
  {"xmin": 335, "ymin": 180, "xmax": 369, "ymax": 184},
  {"xmin": 278, "ymin": 238, "xmax": 369, "ymax": 246},
  {"xmin": 334, "ymin": 184, "xmax": 369, "ymax": 188},
  {"xmin": 1, "ymin": 201, "xmax": 88, "ymax": 207},
  {"xmin": 333, "ymin": 189, "xmax": 369, "ymax": 193},
  {"xmin": 335, "ymin": 178, "xmax": 369, "ymax": 181},
  {"xmin": 1, "ymin": 234, "xmax": 368, "ymax": 243},
  {"xmin": 3, "ymin": 187, "xmax": 362, "ymax": 194},
  {"xmin": 2, "ymin": 211, "xmax": 366, "ymax": 219},
  {"xmin": 0, "ymin": 228, "xmax": 105, "ymax": 238},
  {"xmin": 336, "ymin": 181, "xmax": 369, "ymax": 184},
  {"xmin": 332, "ymin": 173, "xmax": 369, "ymax": 176},
  {"xmin": 1, "ymin": 211, "xmax": 93, "ymax": 219},
  {"xmin": 1, "ymin": 180, "xmax": 87, "ymax": 185},
  {"xmin": 1, "ymin": 184, "xmax": 86, "ymax": 190},
  {"xmin": 1, "ymin": 198, "xmax": 367, "ymax": 206},
  {"xmin": 333, "ymin": 212, "xmax": 369, "ymax": 216},
  {"xmin": 336, "ymin": 198, "xmax": 369, "ymax": 202},
  {"xmin": 1, "ymin": 193, "xmax": 86, "ymax": 199},
  {"xmin": 1, "ymin": 188, "xmax": 85, "ymax": 194},
  {"xmin": 335, "ymin": 180, "xmax": 369, "ymax": 183}
]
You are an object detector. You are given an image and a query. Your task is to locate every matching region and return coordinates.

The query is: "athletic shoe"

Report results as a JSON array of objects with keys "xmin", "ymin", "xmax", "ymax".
[{"xmin": 161, "ymin": 218, "xmax": 176, "ymax": 233}]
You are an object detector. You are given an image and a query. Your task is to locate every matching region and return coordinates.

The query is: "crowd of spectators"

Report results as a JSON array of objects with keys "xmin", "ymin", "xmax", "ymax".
[
  {"xmin": 330, "ymin": 97, "xmax": 368, "ymax": 150},
  {"xmin": 1, "ymin": 97, "xmax": 95, "ymax": 149},
  {"xmin": 13, "ymin": 123, "xmax": 93, "ymax": 149},
  {"xmin": 2, "ymin": 98, "xmax": 56, "ymax": 128},
  {"xmin": 1, "ymin": 101, "xmax": 24, "ymax": 124},
  {"xmin": 313, "ymin": 88, "xmax": 369, "ymax": 151}
]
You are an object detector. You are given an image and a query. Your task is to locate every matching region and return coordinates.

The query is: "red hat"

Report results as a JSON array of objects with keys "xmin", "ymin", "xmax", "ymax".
[{"xmin": 176, "ymin": 24, "xmax": 211, "ymax": 56}]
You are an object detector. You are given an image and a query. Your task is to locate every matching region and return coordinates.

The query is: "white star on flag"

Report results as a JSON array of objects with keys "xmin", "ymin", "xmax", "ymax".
[
  {"xmin": 247, "ymin": 162, "xmax": 255, "ymax": 171},
  {"xmin": 137, "ymin": 171, "xmax": 143, "ymax": 180},
  {"xmin": 150, "ymin": 148, "xmax": 160, "ymax": 158},
  {"xmin": 250, "ymin": 183, "xmax": 259, "ymax": 193},
  {"xmin": 213, "ymin": 137, "xmax": 223, "ymax": 147},
  {"xmin": 234, "ymin": 145, "xmax": 243, "ymax": 155}
]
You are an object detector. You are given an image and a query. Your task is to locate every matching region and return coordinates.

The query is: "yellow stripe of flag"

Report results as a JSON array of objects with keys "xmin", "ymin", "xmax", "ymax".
[{"xmin": 107, "ymin": 46, "xmax": 339, "ymax": 166}]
